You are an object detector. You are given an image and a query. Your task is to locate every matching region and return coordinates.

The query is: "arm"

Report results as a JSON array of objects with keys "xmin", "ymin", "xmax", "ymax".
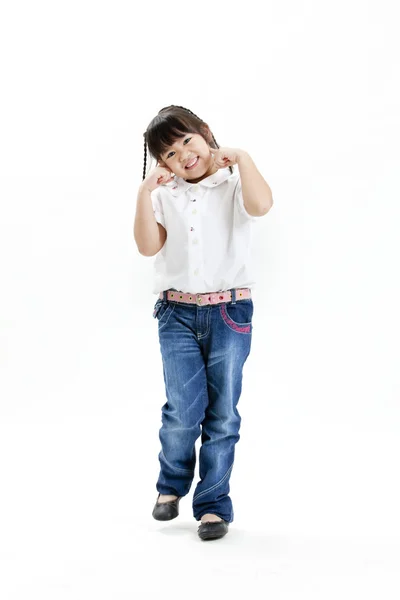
[
  {"xmin": 236, "ymin": 151, "xmax": 273, "ymax": 217},
  {"xmin": 133, "ymin": 184, "xmax": 167, "ymax": 256}
]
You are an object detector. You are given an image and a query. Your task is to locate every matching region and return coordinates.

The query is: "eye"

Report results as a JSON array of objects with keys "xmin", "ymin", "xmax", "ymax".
[{"xmin": 165, "ymin": 137, "xmax": 192, "ymax": 159}]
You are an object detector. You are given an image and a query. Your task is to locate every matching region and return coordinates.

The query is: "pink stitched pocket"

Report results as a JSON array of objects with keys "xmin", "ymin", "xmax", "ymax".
[{"xmin": 219, "ymin": 302, "xmax": 252, "ymax": 334}]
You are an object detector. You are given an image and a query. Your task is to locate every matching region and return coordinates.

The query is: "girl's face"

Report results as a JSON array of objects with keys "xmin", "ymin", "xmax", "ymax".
[{"xmin": 157, "ymin": 133, "xmax": 218, "ymax": 182}]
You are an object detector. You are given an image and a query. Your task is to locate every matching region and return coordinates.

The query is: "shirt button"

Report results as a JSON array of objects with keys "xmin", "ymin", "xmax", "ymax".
[
  {"xmin": 192, "ymin": 209, "xmax": 197, "ymax": 214},
  {"xmin": 194, "ymin": 268, "xmax": 199, "ymax": 275},
  {"xmin": 193, "ymin": 238, "xmax": 198, "ymax": 245}
]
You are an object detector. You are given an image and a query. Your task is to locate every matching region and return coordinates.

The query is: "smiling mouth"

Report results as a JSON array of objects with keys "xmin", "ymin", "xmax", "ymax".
[{"xmin": 185, "ymin": 157, "xmax": 199, "ymax": 169}]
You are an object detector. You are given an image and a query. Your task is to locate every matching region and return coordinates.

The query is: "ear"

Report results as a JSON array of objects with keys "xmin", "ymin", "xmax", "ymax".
[{"xmin": 201, "ymin": 124, "xmax": 213, "ymax": 144}]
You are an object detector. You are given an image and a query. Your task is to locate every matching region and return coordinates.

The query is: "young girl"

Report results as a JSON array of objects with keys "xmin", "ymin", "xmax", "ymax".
[{"xmin": 134, "ymin": 105, "xmax": 273, "ymax": 541}]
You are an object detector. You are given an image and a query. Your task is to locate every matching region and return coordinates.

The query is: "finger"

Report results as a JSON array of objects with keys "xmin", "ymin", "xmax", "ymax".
[
  {"xmin": 212, "ymin": 148, "xmax": 227, "ymax": 161},
  {"xmin": 157, "ymin": 162, "xmax": 172, "ymax": 174},
  {"xmin": 158, "ymin": 172, "xmax": 172, "ymax": 184},
  {"xmin": 210, "ymin": 149, "xmax": 223, "ymax": 165}
]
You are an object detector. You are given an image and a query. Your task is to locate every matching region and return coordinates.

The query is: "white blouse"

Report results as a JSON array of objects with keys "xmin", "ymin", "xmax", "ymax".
[{"xmin": 151, "ymin": 166, "xmax": 260, "ymax": 295}]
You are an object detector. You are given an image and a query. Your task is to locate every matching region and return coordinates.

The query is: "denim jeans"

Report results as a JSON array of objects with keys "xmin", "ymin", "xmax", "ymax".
[{"xmin": 152, "ymin": 288, "xmax": 253, "ymax": 523}]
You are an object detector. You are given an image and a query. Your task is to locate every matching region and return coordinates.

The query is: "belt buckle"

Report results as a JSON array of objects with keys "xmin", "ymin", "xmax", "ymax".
[
  {"xmin": 209, "ymin": 293, "xmax": 219, "ymax": 304},
  {"xmin": 196, "ymin": 292, "xmax": 224, "ymax": 306}
]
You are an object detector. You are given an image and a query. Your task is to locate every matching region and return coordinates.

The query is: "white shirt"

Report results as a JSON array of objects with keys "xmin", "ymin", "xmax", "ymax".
[{"xmin": 151, "ymin": 166, "xmax": 260, "ymax": 295}]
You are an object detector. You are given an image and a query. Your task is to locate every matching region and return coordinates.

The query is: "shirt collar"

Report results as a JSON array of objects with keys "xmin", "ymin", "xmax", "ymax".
[{"xmin": 166, "ymin": 167, "xmax": 233, "ymax": 196}]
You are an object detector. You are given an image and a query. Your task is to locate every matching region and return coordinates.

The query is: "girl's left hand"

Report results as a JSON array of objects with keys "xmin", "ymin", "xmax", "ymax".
[{"xmin": 209, "ymin": 145, "xmax": 244, "ymax": 169}]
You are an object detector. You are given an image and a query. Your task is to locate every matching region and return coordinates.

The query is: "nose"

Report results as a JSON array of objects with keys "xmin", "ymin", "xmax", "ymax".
[{"xmin": 179, "ymin": 149, "xmax": 190, "ymax": 163}]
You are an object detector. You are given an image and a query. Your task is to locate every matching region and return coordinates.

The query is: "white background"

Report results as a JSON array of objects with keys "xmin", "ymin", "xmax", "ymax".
[{"xmin": 1, "ymin": 0, "xmax": 399, "ymax": 598}]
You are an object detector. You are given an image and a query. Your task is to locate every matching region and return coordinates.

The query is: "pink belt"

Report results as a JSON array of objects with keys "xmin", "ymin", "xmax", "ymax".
[{"xmin": 158, "ymin": 288, "xmax": 251, "ymax": 306}]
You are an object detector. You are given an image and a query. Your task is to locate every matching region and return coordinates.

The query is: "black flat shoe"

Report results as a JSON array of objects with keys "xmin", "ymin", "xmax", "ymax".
[
  {"xmin": 152, "ymin": 494, "xmax": 181, "ymax": 521},
  {"xmin": 198, "ymin": 519, "xmax": 229, "ymax": 540}
]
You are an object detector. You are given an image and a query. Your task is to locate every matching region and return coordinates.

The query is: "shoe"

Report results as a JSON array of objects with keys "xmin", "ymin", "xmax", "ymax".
[
  {"xmin": 198, "ymin": 519, "xmax": 229, "ymax": 540},
  {"xmin": 152, "ymin": 494, "xmax": 181, "ymax": 521}
]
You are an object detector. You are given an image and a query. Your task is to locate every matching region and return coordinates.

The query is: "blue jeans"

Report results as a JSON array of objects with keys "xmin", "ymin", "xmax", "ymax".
[{"xmin": 152, "ymin": 288, "xmax": 253, "ymax": 523}]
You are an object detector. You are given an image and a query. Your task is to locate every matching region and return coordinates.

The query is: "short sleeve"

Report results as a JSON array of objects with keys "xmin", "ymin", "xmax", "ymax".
[
  {"xmin": 151, "ymin": 188, "xmax": 166, "ymax": 228},
  {"xmin": 234, "ymin": 177, "xmax": 259, "ymax": 222}
]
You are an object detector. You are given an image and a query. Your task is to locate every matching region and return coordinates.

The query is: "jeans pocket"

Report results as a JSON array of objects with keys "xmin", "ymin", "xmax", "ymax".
[
  {"xmin": 153, "ymin": 300, "xmax": 174, "ymax": 327},
  {"xmin": 153, "ymin": 299, "xmax": 163, "ymax": 319},
  {"xmin": 219, "ymin": 300, "xmax": 253, "ymax": 334}
]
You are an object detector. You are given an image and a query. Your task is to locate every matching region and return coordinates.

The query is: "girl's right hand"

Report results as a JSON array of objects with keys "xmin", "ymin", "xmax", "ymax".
[{"xmin": 142, "ymin": 165, "xmax": 175, "ymax": 192}]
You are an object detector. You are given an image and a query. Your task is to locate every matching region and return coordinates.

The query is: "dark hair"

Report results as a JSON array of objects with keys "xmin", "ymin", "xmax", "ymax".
[{"xmin": 142, "ymin": 105, "xmax": 233, "ymax": 180}]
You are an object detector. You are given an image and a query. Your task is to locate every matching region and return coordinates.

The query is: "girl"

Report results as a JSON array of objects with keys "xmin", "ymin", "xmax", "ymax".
[{"xmin": 133, "ymin": 105, "xmax": 273, "ymax": 541}]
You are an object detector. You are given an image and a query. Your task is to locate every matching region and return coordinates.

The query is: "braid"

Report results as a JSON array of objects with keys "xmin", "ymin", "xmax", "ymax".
[{"xmin": 142, "ymin": 134, "xmax": 147, "ymax": 181}]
